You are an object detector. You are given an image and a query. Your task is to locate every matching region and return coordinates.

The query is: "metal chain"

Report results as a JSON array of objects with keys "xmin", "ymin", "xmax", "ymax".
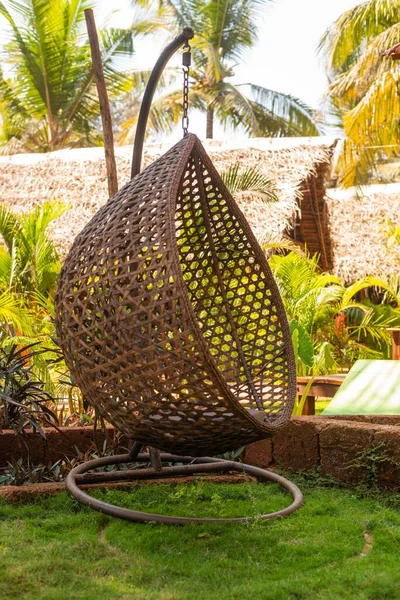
[{"xmin": 182, "ymin": 42, "xmax": 191, "ymax": 137}]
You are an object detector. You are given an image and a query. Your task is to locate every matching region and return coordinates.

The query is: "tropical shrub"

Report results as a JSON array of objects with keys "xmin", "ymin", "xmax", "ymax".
[
  {"xmin": 0, "ymin": 343, "xmax": 58, "ymax": 436},
  {"xmin": 268, "ymin": 250, "xmax": 400, "ymax": 374},
  {"xmin": 0, "ymin": 201, "xmax": 82, "ymax": 411},
  {"xmin": 0, "ymin": 200, "xmax": 66, "ymax": 297}
]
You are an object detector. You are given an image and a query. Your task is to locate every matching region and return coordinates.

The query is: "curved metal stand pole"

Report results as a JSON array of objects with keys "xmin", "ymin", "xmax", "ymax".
[
  {"xmin": 66, "ymin": 453, "xmax": 303, "ymax": 525},
  {"xmin": 131, "ymin": 27, "xmax": 194, "ymax": 179}
]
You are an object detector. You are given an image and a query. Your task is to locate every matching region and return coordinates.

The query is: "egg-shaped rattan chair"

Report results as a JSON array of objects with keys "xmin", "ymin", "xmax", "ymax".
[
  {"xmin": 56, "ymin": 132, "xmax": 296, "ymax": 455},
  {"xmin": 58, "ymin": 28, "xmax": 302, "ymax": 523}
]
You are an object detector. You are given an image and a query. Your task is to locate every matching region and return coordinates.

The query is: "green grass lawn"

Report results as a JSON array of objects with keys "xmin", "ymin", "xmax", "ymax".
[{"xmin": 1, "ymin": 478, "xmax": 400, "ymax": 600}]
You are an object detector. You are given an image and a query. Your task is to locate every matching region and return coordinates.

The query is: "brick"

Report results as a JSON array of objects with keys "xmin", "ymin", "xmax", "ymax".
[
  {"xmin": 319, "ymin": 421, "xmax": 376, "ymax": 483},
  {"xmin": 244, "ymin": 438, "xmax": 273, "ymax": 468},
  {"xmin": 272, "ymin": 418, "xmax": 320, "ymax": 471},
  {"xmin": 374, "ymin": 427, "xmax": 400, "ymax": 490}
]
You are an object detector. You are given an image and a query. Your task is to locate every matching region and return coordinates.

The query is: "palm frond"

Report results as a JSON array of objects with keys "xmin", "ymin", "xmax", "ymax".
[
  {"xmin": 262, "ymin": 235, "xmax": 306, "ymax": 257},
  {"xmin": 0, "ymin": 290, "xmax": 31, "ymax": 334},
  {"xmin": 244, "ymin": 85, "xmax": 322, "ymax": 136},
  {"xmin": 0, "ymin": 0, "xmax": 162, "ymax": 151},
  {"xmin": 341, "ymin": 275, "xmax": 399, "ymax": 309},
  {"xmin": 215, "ymin": 82, "xmax": 260, "ymax": 134},
  {"xmin": 345, "ymin": 71, "xmax": 399, "ymax": 139},
  {"xmin": 0, "ymin": 204, "xmax": 21, "ymax": 251},
  {"xmin": 319, "ymin": 0, "xmax": 399, "ymax": 72},
  {"xmin": 154, "ymin": 0, "xmax": 316, "ymax": 139},
  {"xmin": 320, "ymin": 0, "xmax": 400, "ymax": 186},
  {"xmin": 348, "ymin": 306, "xmax": 395, "ymax": 346},
  {"xmin": 220, "ymin": 163, "xmax": 277, "ymax": 202}
]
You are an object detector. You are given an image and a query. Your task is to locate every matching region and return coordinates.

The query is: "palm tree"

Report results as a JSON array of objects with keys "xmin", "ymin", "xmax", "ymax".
[
  {"xmin": 319, "ymin": 0, "xmax": 400, "ymax": 186},
  {"xmin": 0, "ymin": 0, "xmax": 158, "ymax": 152},
  {"xmin": 123, "ymin": 0, "xmax": 321, "ymax": 141}
]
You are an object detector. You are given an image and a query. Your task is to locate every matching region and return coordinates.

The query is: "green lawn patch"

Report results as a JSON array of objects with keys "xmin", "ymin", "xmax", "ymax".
[{"xmin": 1, "ymin": 478, "xmax": 400, "ymax": 599}]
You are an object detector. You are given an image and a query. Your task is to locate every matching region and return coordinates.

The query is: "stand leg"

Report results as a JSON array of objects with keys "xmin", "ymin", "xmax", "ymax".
[
  {"xmin": 150, "ymin": 447, "xmax": 162, "ymax": 471},
  {"xmin": 129, "ymin": 442, "xmax": 143, "ymax": 460}
]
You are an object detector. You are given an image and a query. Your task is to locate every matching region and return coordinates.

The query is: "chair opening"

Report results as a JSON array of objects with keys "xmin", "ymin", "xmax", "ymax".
[{"xmin": 175, "ymin": 147, "xmax": 290, "ymax": 423}]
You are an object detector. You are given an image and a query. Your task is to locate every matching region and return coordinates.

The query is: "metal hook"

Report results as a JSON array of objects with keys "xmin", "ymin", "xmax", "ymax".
[{"xmin": 131, "ymin": 28, "xmax": 194, "ymax": 180}]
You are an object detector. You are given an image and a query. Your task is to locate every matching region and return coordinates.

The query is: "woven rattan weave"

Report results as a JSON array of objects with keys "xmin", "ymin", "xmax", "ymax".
[{"xmin": 55, "ymin": 134, "xmax": 296, "ymax": 456}]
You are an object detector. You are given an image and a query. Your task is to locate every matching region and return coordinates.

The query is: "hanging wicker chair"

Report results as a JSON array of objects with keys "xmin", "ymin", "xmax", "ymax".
[
  {"xmin": 56, "ymin": 28, "xmax": 302, "ymax": 524},
  {"xmin": 55, "ymin": 132, "xmax": 296, "ymax": 456}
]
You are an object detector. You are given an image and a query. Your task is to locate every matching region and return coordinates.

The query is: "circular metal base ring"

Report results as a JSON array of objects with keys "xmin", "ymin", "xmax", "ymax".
[{"xmin": 66, "ymin": 453, "xmax": 303, "ymax": 525}]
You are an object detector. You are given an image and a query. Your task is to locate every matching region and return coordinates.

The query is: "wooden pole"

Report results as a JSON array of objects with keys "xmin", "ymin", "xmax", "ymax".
[
  {"xmin": 387, "ymin": 328, "xmax": 400, "ymax": 360},
  {"xmin": 84, "ymin": 9, "xmax": 118, "ymax": 197}
]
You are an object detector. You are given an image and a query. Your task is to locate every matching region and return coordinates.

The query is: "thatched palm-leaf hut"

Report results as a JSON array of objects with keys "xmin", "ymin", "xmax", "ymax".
[
  {"xmin": 327, "ymin": 183, "xmax": 400, "ymax": 284},
  {"xmin": 0, "ymin": 137, "xmax": 336, "ymax": 268}
]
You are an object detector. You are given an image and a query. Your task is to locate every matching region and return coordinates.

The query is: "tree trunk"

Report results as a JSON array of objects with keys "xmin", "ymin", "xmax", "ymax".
[
  {"xmin": 206, "ymin": 106, "xmax": 214, "ymax": 139},
  {"xmin": 46, "ymin": 114, "xmax": 59, "ymax": 151},
  {"xmin": 46, "ymin": 116, "xmax": 56, "ymax": 151}
]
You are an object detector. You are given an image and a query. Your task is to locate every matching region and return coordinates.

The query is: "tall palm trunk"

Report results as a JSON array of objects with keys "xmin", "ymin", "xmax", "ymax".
[
  {"xmin": 206, "ymin": 106, "xmax": 214, "ymax": 138},
  {"xmin": 47, "ymin": 118, "xmax": 58, "ymax": 151}
]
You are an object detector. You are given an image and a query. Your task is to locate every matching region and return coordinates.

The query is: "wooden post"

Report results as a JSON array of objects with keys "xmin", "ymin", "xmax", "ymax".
[
  {"xmin": 301, "ymin": 395, "xmax": 316, "ymax": 415},
  {"xmin": 387, "ymin": 328, "xmax": 400, "ymax": 360},
  {"xmin": 84, "ymin": 9, "xmax": 118, "ymax": 197}
]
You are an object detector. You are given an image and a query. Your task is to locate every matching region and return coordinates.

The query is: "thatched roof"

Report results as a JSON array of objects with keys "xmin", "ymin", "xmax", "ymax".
[
  {"xmin": 0, "ymin": 136, "xmax": 335, "ymax": 258},
  {"xmin": 327, "ymin": 183, "xmax": 400, "ymax": 284}
]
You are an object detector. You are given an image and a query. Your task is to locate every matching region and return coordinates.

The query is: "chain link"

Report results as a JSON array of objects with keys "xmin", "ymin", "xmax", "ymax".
[{"xmin": 182, "ymin": 42, "xmax": 191, "ymax": 137}]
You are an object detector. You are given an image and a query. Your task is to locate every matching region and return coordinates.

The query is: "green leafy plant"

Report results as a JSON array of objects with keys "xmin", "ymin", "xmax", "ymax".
[
  {"xmin": 0, "ymin": 200, "xmax": 67, "ymax": 297},
  {"xmin": 218, "ymin": 446, "xmax": 246, "ymax": 461},
  {"xmin": 220, "ymin": 163, "xmax": 278, "ymax": 203},
  {"xmin": 269, "ymin": 250, "xmax": 400, "ymax": 373},
  {"xmin": 0, "ymin": 456, "xmax": 65, "ymax": 485},
  {"xmin": 290, "ymin": 320, "xmax": 314, "ymax": 373},
  {"xmin": 0, "ymin": 201, "xmax": 84, "ymax": 403},
  {"xmin": 0, "ymin": 434, "xmax": 130, "ymax": 485},
  {"xmin": 345, "ymin": 442, "xmax": 398, "ymax": 489},
  {"xmin": 290, "ymin": 320, "xmax": 316, "ymax": 415},
  {"xmin": 0, "ymin": 342, "xmax": 58, "ymax": 437}
]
